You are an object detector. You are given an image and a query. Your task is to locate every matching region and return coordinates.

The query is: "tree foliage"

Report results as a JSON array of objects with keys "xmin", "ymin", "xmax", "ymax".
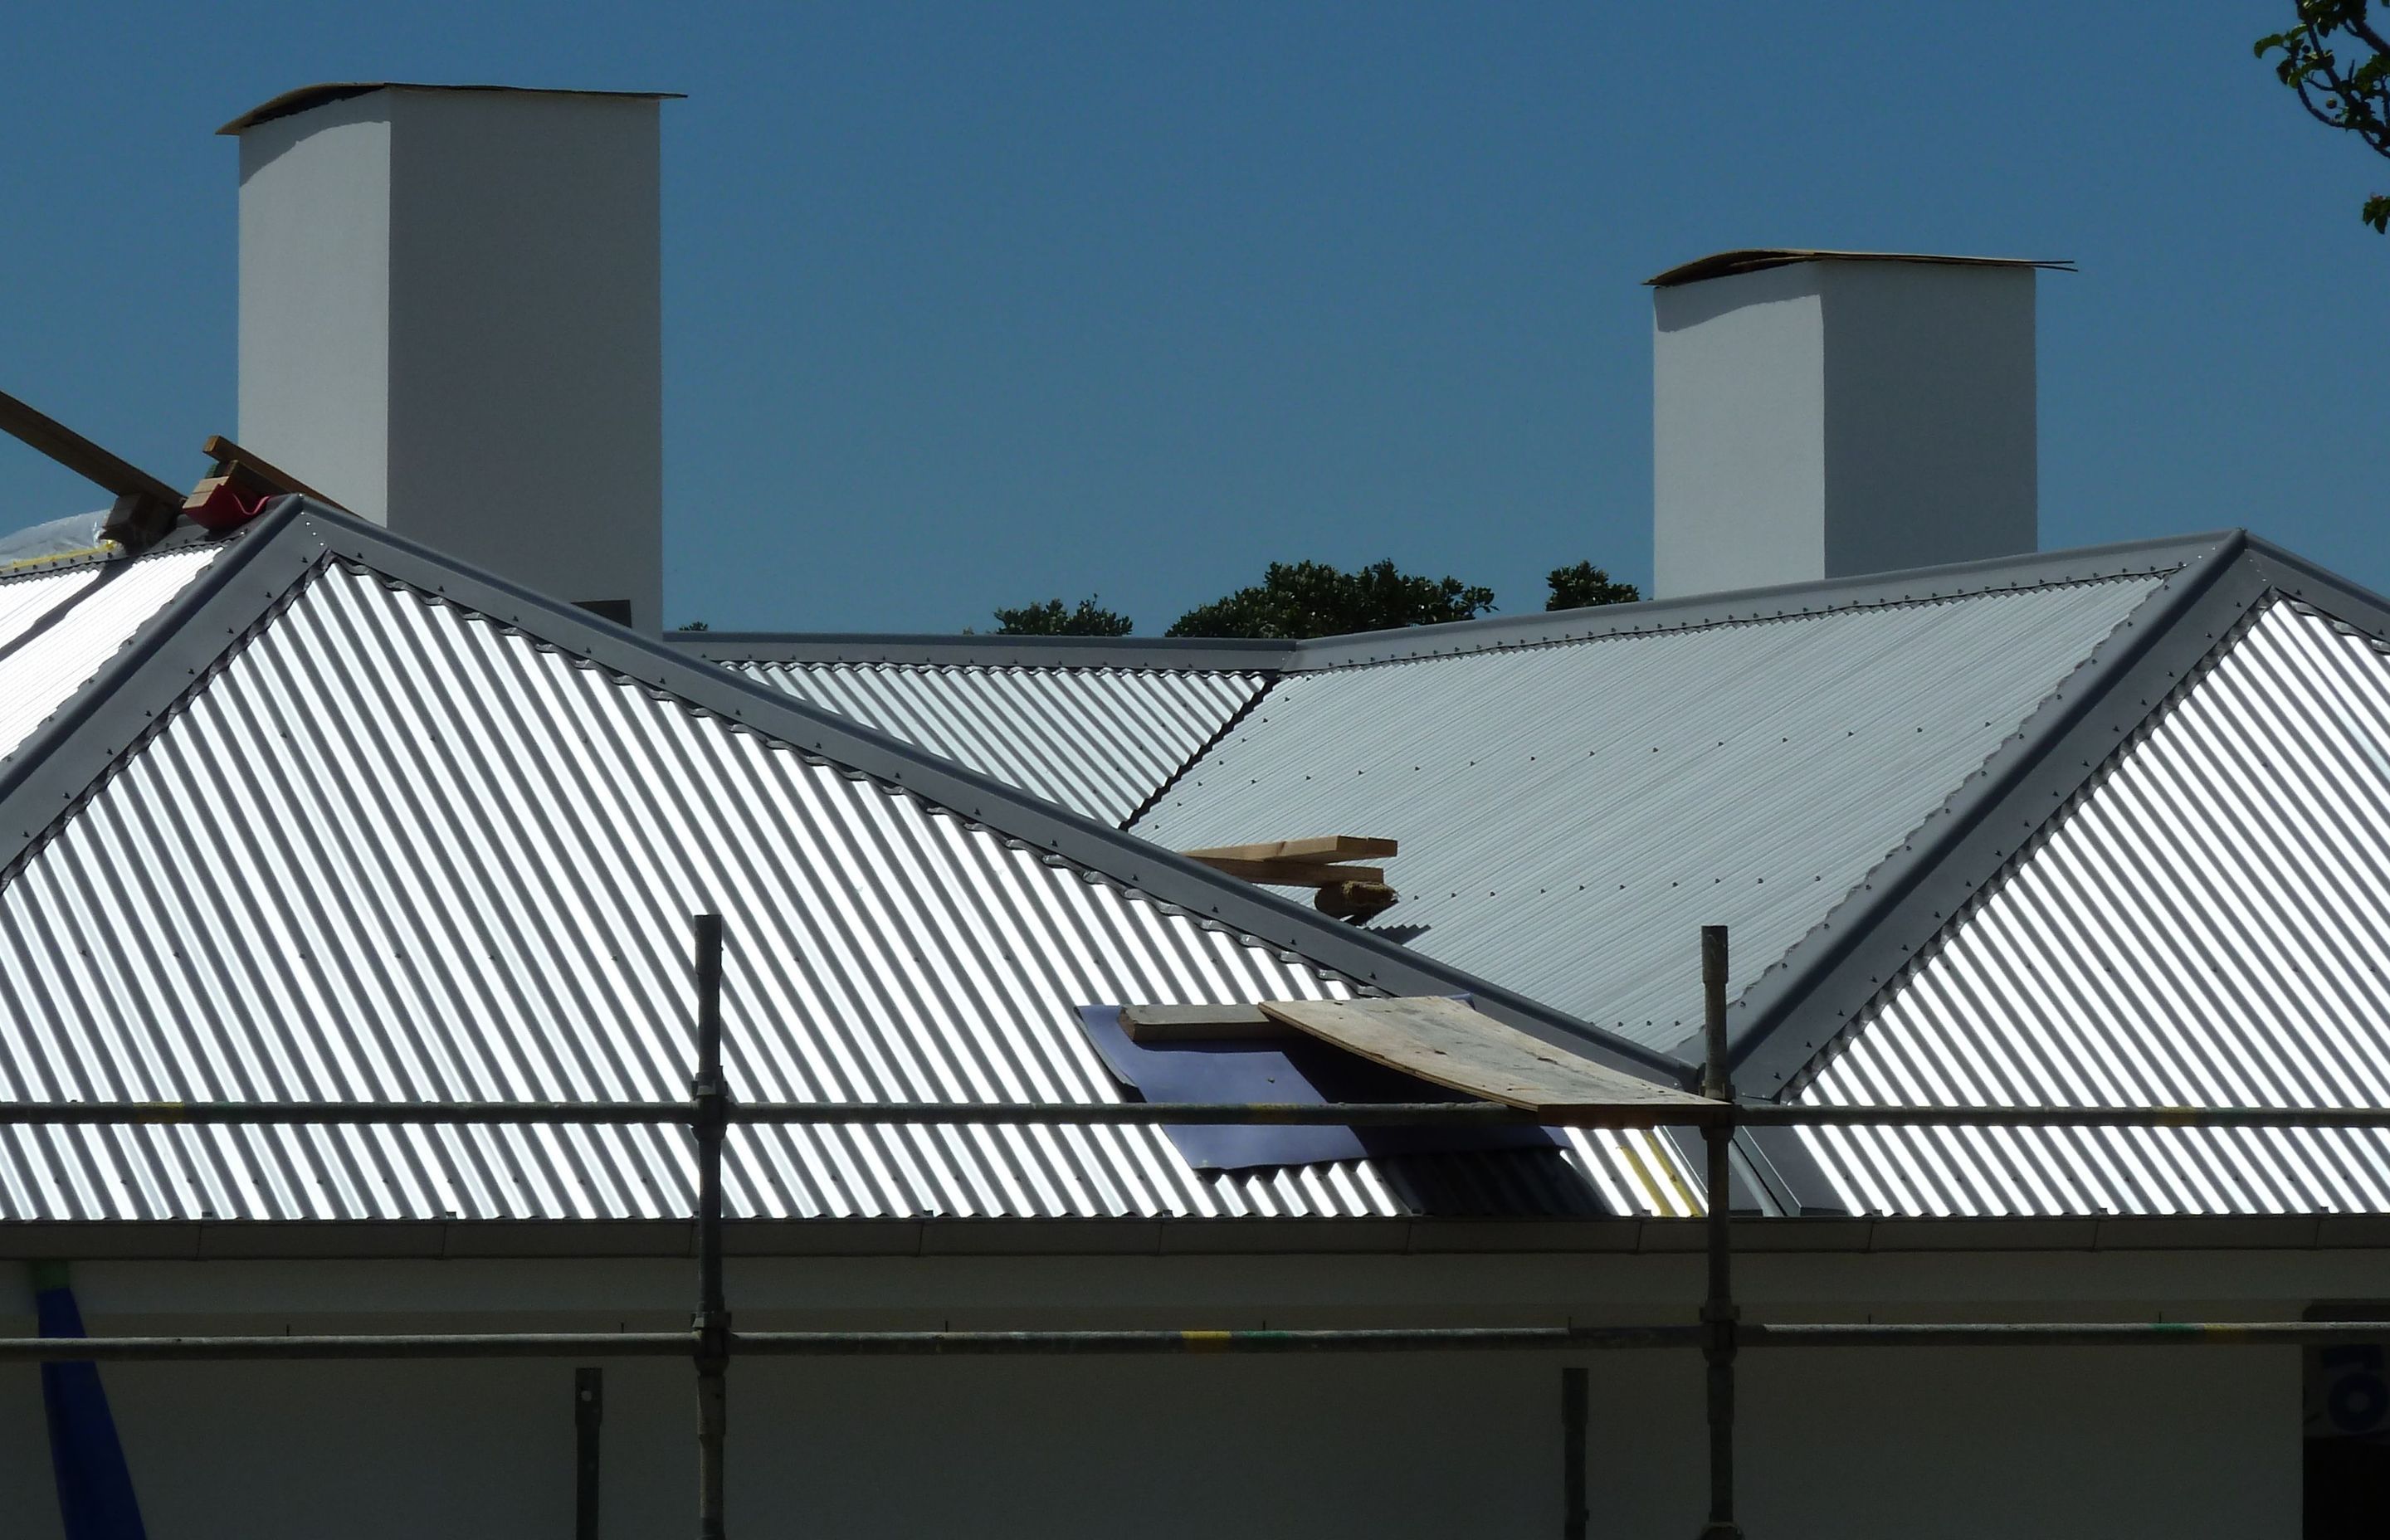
[
  {"xmin": 992, "ymin": 596, "xmax": 1134, "ymax": 636},
  {"xmin": 2258, "ymin": 2, "xmax": 2390, "ymax": 231},
  {"xmin": 1165, "ymin": 558, "xmax": 1495, "ymax": 639},
  {"xmin": 1544, "ymin": 561, "xmax": 1641, "ymax": 611}
]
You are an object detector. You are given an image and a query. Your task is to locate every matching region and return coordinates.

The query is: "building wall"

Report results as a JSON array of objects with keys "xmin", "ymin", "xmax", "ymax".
[
  {"xmin": 236, "ymin": 88, "xmax": 665, "ymax": 631},
  {"xmin": 1651, "ymin": 260, "xmax": 2037, "ymax": 601},
  {"xmin": 0, "ymin": 1343, "xmax": 2292, "ymax": 1538},
  {"xmin": 237, "ymin": 95, "xmax": 395, "ymax": 521},
  {"xmin": 383, "ymin": 90, "xmax": 663, "ymax": 631},
  {"xmin": 1652, "ymin": 263, "xmax": 1828, "ymax": 600},
  {"xmin": 0, "ymin": 1247, "xmax": 2325, "ymax": 1538},
  {"xmin": 1819, "ymin": 261, "xmax": 2036, "ymax": 578}
]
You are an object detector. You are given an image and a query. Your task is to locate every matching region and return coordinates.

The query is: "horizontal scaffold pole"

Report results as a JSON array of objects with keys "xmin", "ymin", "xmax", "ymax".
[
  {"xmin": 2, "ymin": 1321, "xmax": 2388, "ymax": 1364},
  {"xmin": 6, "ymin": 1101, "xmax": 2390, "ymax": 1131}
]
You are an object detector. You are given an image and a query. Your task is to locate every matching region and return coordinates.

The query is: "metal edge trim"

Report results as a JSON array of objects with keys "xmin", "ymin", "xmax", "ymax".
[
  {"xmin": 0, "ymin": 501, "xmax": 327, "ymax": 877},
  {"xmin": 666, "ymin": 533, "xmax": 2228, "ymax": 675},
  {"xmin": 1698, "ymin": 534, "xmax": 2266, "ymax": 1103},
  {"xmin": 668, "ymin": 631, "xmax": 1297, "ymax": 673}
]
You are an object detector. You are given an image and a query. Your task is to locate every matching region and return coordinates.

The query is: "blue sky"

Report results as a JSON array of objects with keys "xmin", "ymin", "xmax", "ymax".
[{"xmin": 1, "ymin": 3, "xmax": 2383, "ymax": 631}]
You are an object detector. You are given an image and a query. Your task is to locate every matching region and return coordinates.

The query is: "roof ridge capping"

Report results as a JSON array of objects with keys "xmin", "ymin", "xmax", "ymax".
[
  {"xmin": 1700, "ymin": 529, "xmax": 2286, "ymax": 1098},
  {"xmin": 218, "ymin": 499, "xmax": 1689, "ymax": 1087},
  {"xmin": 1646, "ymin": 249, "xmax": 2077, "ymax": 287},
  {"xmin": 673, "ymin": 534, "xmax": 2227, "ymax": 675},
  {"xmin": 1285, "ymin": 532, "xmax": 2228, "ymax": 671}
]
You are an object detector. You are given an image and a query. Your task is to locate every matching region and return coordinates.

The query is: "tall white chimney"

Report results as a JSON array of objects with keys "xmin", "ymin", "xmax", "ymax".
[
  {"xmin": 226, "ymin": 83, "xmax": 674, "ymax": 630},
  {"xmin": 1649, "ymin": 250, "xmax": 2060, "ymax": 600}
]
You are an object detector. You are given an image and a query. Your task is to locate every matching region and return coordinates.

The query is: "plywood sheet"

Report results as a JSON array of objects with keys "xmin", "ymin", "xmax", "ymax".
[{"xmin": 1256, "ymin": 997, "xmax": 1718, "ymax": 1117}]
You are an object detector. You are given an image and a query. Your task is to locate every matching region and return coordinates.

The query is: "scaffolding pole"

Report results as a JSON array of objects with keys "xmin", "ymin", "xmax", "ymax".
[
  {"xmin": 17, "ymin": 916, "xmax": 2390, "ymax": 1540},
  {"xmin": 6, "ymin": 1100, "xmax": 2390, "ymax": 1131},
  {"xmin": 1698, "ymin": 925, "xmax": 1742, "ymax": 1539},
  {"xmin": 2, "ymin": 1318, "xmax": 2387, "ymax": 1364},
  {"xmin": 690, "ymin": 914, "xmax": 730, "ymax": 1540}
]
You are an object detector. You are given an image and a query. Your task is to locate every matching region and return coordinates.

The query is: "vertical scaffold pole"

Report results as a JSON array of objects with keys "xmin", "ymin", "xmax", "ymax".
[
  {"xmin": 691, "ymin": 914, "xmax": 729, "ymax": 1540},
  {"xmin": 575, "ymin": 1367, "xmax": 603, "ymax": 1540},
  {"xmin": 1562, "ymin": 1365, "xmax": 1589, "ymax": 1540},
  {"xmin": 1698, "ymin": 925, "xmax": 1743, "ymax": 1538}
]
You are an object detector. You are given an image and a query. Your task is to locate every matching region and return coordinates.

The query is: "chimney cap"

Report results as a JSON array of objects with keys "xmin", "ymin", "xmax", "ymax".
[
  {"xmin": 1646, "ymin": 248, "xmax": 2074, "ymax": 289},
  {"xmin": 218, "ymin": 82, "xmax": 683, "ymax": 136}
]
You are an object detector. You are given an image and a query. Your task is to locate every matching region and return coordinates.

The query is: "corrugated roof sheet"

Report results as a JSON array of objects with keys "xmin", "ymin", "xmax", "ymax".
[
  {"xmin": 1133, "ymin": 576, "xmax": 2168, "ymax": 1049},
  {"xmin": 728, "ymin": 660, "xmax": 1267, "ymax": 826},
  {"xmin": 1797, "ymin": 599, "xmax": 2390, "ymax": 1216},
  {"xmin": 0, "ymin": 544, "xmax": 219, "ymax": 760},
  {"xmin": 0, "ymin": 562, "xmax": 1680, "ymax": 1221}
]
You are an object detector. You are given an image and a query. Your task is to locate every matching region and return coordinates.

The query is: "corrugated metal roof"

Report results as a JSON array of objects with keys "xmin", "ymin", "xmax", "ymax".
[
  {"xmin": 728, "ymin": 659, "xmax": 1267, "ymax": 826},
  {"xmin": 1134, "ymin": 576, "xmax": 2169, "ymax": 1049},
  {"xmin": 0, "ymin": 561, "xmax": 1680, "ymax": 1221},
  {"xmin": 0, "ymin": 545, "xmax": 219, "ymax": 760},
  {"xmin": 1796, "ymin": 599, "xmax": 2390, "ymax": 1216}
]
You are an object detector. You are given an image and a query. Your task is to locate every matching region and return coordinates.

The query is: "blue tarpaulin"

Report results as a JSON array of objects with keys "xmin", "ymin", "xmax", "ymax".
[
  {"xmin": 31, "ymin": 1261, "xmax": 147, "ymax": 1540},
  {"xmin": 1076, "ymin": 1004, "xmax": 1558, "ymax": 1171}
]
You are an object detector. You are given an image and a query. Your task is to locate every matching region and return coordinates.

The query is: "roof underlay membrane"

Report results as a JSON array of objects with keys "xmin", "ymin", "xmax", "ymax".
[
  {"xmin": 0, "ymin": 543, "xmax": 222, "ymax": 761},
  {"xmin": 0, "ymin": 558, "xmax": 1685, "ymax": 1222}
]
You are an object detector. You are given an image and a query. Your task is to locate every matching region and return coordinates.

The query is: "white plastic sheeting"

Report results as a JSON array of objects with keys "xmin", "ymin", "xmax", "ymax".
[
  {"xmin": 1799, "ymin": 600, "xmax": 2390, "ymax": 1216},
  {"xmin": 0, "ymin": 546, "xmax": 218, "ymax": 759},
  {"xmin": 0, "ymin": 564, "xmax": 1682, "ymax": 1221}
]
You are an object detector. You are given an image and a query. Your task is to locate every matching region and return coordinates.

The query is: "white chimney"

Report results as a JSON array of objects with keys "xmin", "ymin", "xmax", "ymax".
[
  {"xmin": 226, "ymin": 83, "xmax": 675, "ymax": 630},
  {"xmin": 1649, "ymin": 250, "xmax": 2060, "ymax": 600}
]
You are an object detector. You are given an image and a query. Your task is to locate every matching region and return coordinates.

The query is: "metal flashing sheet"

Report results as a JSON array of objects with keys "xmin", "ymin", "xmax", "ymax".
[{"xmin": 0, "ymin": 547, "xmax": 219, "ymax": 760}]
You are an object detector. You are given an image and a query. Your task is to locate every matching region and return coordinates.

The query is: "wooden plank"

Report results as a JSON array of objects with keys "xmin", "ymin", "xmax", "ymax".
[
  {"xmin": 1180, "ymin": 836, "xmax": 1398, "ymax": 863},
  {"xmin": 200, "ymin": 434, "xmax": 345, "ymax": 508},
  {"xmin": 1256, "ymin": 997, "xmax": 1719, "ymax": 1116},
  {"xmin": 1117, "ymin": 1004, "xmax": 1291, "ymax": 1045},
  {"xmin": 1182, "ymin": 855, "xmax": 1386, "ymax": 887},
  {"xmin": 0, "ymin": 388, "xmax": 181, "ymax": 504}
]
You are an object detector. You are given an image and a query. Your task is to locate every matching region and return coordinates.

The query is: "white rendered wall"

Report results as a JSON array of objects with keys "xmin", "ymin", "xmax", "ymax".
[
  {"xmin": 1653, "ymin": 264, "xmax": 1828, "ymax": 598},
  {"xmin": 237, "ymin": 88, "xmax": 663, "ymax": 631},
  {"xmin": 1653, "ymin": 261, "xmax": 2037, "ymax": 599},
  {"xmin": 236, "ymin": 97, "xmax": 393, "ymax": 522},
  {"xmin": 0, "ymin": 1248, "xmax": 2317, "ymax": 1538}
]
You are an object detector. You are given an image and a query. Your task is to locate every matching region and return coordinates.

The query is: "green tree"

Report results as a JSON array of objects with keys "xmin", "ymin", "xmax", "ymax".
[
  {"xmin": 2258, "ymin": 2, "xmax": 2390, "ymax": 231},
  {"xmin": 992, "ymin": 596, "xmax": 1134, "ymax": 636},
  {"xmin": 1165, "ymin": 558, "xmax": 1494, "ymax": 639},
  {"xmin": 1545, "ymin": 562, "xmax": 1641, "ymax": 611}
]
